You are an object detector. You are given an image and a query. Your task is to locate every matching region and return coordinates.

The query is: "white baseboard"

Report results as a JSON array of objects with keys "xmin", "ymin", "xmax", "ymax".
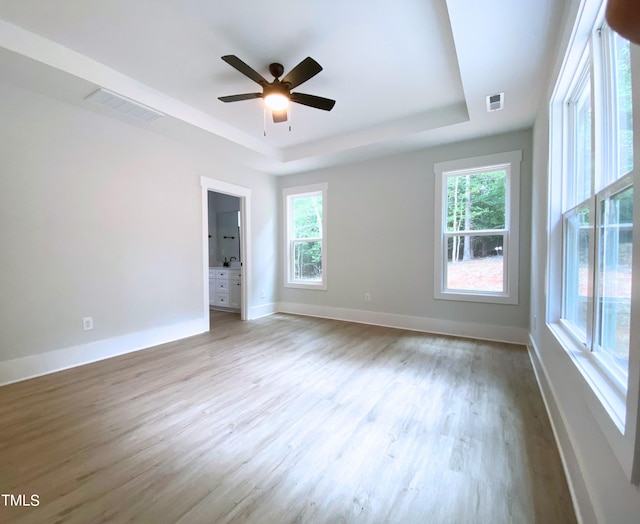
[
  {"xmin": 527, "ymin": 333, "xmax": 591, "ymax": 524},
  {"xmin": 0, "ymin": 317, "xmax": 207, "ymax": 387},
  {"xmin": 249, "ymin": 302, "xmax": 277, "ymax": 319},
  {"xmin": 276, "ymin": 302, "xmax": 528, "ymax": 344}
]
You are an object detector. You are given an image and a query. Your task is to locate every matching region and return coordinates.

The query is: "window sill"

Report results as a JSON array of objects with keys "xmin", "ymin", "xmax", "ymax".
[
  {"xmin": 434, "ymin": 289, "xmax": 518, "ymax": 305},
  {"xmin": 549, "ymin": 321, "xmax": 627, "ymax": 433},
  {"xmin": 284, "ymin": 281, "xmax": 327, "ymax": 291}
]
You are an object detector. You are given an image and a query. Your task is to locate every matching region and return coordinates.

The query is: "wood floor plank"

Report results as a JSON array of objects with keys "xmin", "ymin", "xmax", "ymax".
[{"xmin": 0, "ymin": 311, "xmax": 576, "ymax": 523}]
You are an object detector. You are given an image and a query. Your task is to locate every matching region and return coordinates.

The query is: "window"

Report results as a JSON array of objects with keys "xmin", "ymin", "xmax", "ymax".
[
  {"xmin": 559, "ymin": 23, "xmax": 634, "ymax": 395},
  {"xmin": 434, "ymin": 150, "xmax": 521, "ymax": 304},
  {"xmin": 283, "ymin": 183, "xmax": 327, "ymax": 290}
]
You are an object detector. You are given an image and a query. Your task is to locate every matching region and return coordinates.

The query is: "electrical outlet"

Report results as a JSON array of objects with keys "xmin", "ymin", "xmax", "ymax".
[
  {"xmin": 261, "ymin": 290, "xmax": 266, "ymax": 299},
  {"xmin": 83, "ymin": 317, "xmax": 94, "ymax": 331},
  {"xmin": 364, "ymin": 292, "xmax": 371, "ymax": 302}
]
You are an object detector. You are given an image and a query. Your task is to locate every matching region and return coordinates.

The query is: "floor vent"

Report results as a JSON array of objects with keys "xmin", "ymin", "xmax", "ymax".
[
  {"xmin": 85, "ymin": 88, "xmax": 164, "ymax": 122},
  {"xmin": 486, "ymin": 92, "xmax": 504, "ymax": 112}
]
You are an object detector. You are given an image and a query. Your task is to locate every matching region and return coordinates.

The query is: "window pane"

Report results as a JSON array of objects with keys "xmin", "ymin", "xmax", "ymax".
[
  {"xmin": 293, "ymin": 241, "xmax": 322, "ymax": 281},
  {"xmin": 563, "ymin": 207, "xmax": 592, "ymax": 339},
  {"xmin": 613, "ymin": 32, "xmax": 633, "ymax": 178},
  {"xmin": 573, "ymin": 81, "xmax": 592, "ymax": 206},
  {"xmin": 293, "ymin": 195, "xmax": 322, "ymax": 239},
  {"xmin": 446, "ymin": 170, "xmax": 506, "ymax": 232},
  {"xmin": 596, "ymin": 186, "xmax": 633, "ymax": 374},
  {"xmin": 445, "ymin": 235, "xmax": 505, "ymax": 292}
]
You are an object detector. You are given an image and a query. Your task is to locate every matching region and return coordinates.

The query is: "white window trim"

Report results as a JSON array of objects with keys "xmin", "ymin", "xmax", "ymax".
[
  {"xmin": 593, "ymin": 174, "xmax": 633, "ymax": 386},
  {"xmin": 550, "ymin": 322, "xmax": 627, "ymax": 429},
  {"xmin": 283, "ymin": 183, "xmax": 328, "ymax": 290},
  {"xmin": 547, "ymin": 0, "xmax": 639, "ymax": 483},
  {"xmin": 556, "ymin": 173, "xmax": 633, "ymax": 430},
  {"xmin": 554, "ymin": 16, "xmax": 632, "ymax": 415},
  {"xmin": 433, "ymin": 150, "xmax": 522, "ymax": 305}
]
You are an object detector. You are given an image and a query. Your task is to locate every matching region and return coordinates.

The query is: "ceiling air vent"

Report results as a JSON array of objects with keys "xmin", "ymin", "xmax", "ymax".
[
  {"xmin": 486, "ymin": 92, "xmax": 504, "ymax": 112},
  {"xmin": 85, "ymin": 88, "xmax": 164, "ymax": 122}
]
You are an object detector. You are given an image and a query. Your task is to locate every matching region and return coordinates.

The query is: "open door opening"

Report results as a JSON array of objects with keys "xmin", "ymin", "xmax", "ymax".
[
  {"xmin": 207, "ymin": 192, "xmax": 241, "ymax": 321},
  {"xmin": 201, "ymin": 177, "xmax": 251, "ymax": 331}
]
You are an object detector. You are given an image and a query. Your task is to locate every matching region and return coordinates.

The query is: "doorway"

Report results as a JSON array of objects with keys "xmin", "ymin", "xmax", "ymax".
[
  {"xmin": 200, "ymin": 176, "xmax": 251, "ymax": 329},
  {"xmin": 208, "ymin": 193, "xmax": 241, "ymax": 269}
]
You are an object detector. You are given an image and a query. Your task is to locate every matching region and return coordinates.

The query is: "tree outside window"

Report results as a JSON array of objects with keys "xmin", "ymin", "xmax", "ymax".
[
  {"xmin": 292, "ymin": 195, "xmax": 323, "ymax": 281},
  {"xmin": 434, "ymin": 150, "xmax": 521, "ymax": 305},
  {"xmin": 284, "ymin": 184, "xmax": 327, "ymax": 290}
]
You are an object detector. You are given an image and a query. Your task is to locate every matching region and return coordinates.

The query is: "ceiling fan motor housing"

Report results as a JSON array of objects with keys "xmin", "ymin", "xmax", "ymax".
[
  {"xmin": 263, "ymin": 81, "xmax": 290, "ymax": 98},
  {"xmin": 268, "ymin": 63, "xmax": 285, "ymax": 79}
]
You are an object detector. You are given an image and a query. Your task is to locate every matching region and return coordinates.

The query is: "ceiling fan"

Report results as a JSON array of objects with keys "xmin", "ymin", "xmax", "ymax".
[{"xmin": 218, "ymin": 55, "xmax": 336, "ymax": 123}]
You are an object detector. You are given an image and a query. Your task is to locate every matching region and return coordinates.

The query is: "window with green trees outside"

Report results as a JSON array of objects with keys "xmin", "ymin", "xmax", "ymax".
[
  {"xmin": 434, "ymin": 150, "xmax": 521, "ymax": 305},
  {"xmin": 283, "ymin": 183, "xmax": 327, "ymax": 290}
]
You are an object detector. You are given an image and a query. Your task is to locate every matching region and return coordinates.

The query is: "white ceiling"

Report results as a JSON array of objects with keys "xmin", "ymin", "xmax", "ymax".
[{"xmin": 0, "ymin": 0, "xmax": 564, "ymax": 174}]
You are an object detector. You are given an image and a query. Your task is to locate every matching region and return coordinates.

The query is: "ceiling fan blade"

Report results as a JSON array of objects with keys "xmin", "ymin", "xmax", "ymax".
[
  {"xmin": 221, "ymin": 55, "xmax": 267, "ymax": 85},
  {"xmin": 281, "ymin": 57, "xmax": 323, "ymax": 89},
  {"xmin": 272, "ymin": 109, "xmax": 288, "ymax": 123},
  {"xmin": 290, "ymin": 92, "xmax": 336, "ymax": 111},
  {"xmin": 218, "ymin": 93, "xmax": 262, "ymax": 103}
]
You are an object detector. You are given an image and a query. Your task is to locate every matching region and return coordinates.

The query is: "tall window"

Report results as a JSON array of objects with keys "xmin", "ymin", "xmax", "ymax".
[
  {"xmin": 283, "ymin": 183, "xmax": 327, "ymax": 290},
  {"xmin": 434, "ymin": 150, "xmax": 521, "ymax": 304},
  {"xmin": 560, "ymin": 25, "xmax": 633, "ymax": 389}
]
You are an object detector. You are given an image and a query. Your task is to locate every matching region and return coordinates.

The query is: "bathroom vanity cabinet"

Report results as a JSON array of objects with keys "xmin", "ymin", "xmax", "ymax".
[{"xmin": 209, "ymin": 268, "xmax": 241, "ymax": 311}]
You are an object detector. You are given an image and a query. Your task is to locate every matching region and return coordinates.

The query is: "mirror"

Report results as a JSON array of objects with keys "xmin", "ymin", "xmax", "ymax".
[{"xmin": 217, "ymin": 211, "xmax": 240, "ymax": 263}]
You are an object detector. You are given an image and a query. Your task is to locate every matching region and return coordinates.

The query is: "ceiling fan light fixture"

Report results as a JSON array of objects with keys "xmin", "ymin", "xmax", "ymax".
[
  {"xmin": 219, "ymin": 56, "xmax": 335, "ymax": 125},
  {"xmin": 264, "ymin": 93, "xmax": 289, "ymax": 111}
]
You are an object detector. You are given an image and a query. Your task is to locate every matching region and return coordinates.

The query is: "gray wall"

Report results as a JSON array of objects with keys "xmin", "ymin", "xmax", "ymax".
[
  {"xmin": 278, "ymin": 130, "xmax": 532, "ymax": 335},
  {"xmin": 213, "ymin": 192, "xmax": 241, "ymax": 213},
  {"xmin": 0, "ymin": 79, "xmax": 277, "ymax": 364}
]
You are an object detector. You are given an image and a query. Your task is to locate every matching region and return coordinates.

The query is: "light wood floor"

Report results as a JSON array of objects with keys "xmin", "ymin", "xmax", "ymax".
[{"xmin": 0, "ymin": 311, "xmax": 576, "ymax": 524}]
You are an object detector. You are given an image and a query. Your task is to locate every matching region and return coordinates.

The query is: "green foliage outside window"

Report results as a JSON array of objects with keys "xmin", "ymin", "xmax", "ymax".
[
  {"xmin": 293, "ymin": 195, "xmax": 323, "ymax": 280},
  {"xmin": 446, "ymin": 170, "xmax": 506, "ymax": 261},
  {"xmin": 615, "ymin": 36, "xmax": 633, "ymax": 176}
]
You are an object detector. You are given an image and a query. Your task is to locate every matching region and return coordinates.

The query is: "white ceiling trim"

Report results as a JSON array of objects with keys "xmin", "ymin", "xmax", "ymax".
[
  {"xmin": 0, "ymin": 0, "xmax": 563, "ymax": 175},
  {"xmin": 282, "ymin": 101, "xmax": 469, "ymax": 163},
  {"xmin": 0, "ymin": 19, "xmax": 279, "ymax": 160}
]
